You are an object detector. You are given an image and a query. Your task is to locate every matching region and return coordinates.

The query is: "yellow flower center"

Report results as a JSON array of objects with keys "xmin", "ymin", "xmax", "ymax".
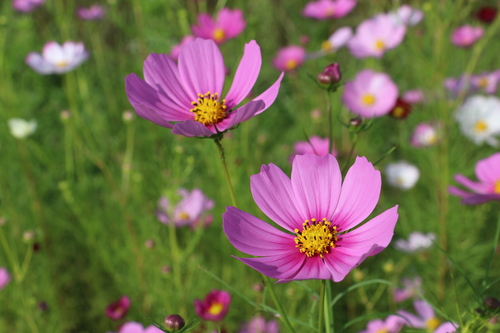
[
  {"xmin": 426, "ymin": 317, "xmax": 440, "ymax": 331},
  {"xmin": 321, "ymin": 40, "xmax": 333, "ymax": 51},
  {"xmin": 294, "ymin": 218, "xmax": 338, "ymax": 258},
  {"xmin": 207, "ymin": 302, "xmax": 224, "ymax": 315},
  {"xmin": 285, "ymin": 59, "xmax": 298, "ymax": 71},
  {"xmin": 56, "ymin": 61, "xmax": 68, "ymax": 68},
  {"xmin": 178, "ymin": 212, "xmax": 190, "ymax": 220},
  {"xmin": 190, "ymin": 92, "xmax": 227, "ymax": 126},
  {"xmin": 213, "ymin": 28, "xmax": 226, "ymax": 43},
  {"xmin": 474, "ymin": 120, "xmax": 488, "ymax": 133},
  {"xmin": 478, "ymin": 77, "xmax": 489, "ymax": 88},
  {"xmin": 392, "ymin": 106, "xmax": 405, "ymax": 118},
  {"xmin": 362, "ymin": 94, "xmax": 376, "ymax": 106},
  {"xmin": 374, "ymin": 40, "xmax": 386, "ymax": 51},
  {"xmin": 376, "ymin": 329, "xmax": 389, "ymax": 333},
  {"xmin": 324, "ymin": 8, "xmax": 335, "ymax": 16},
  {"xmin": 494, "ymin": 180, "xmax": 500, "ymax": 194}
]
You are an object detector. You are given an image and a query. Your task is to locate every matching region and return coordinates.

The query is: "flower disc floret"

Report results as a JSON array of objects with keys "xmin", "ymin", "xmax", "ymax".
[
  {"xmin": 294, "ymin": 218, "xmax": 338, "ymax": 258},
  {"xmin": 190, "ymin": 92, "xmax": 227, "ymax": 125}
]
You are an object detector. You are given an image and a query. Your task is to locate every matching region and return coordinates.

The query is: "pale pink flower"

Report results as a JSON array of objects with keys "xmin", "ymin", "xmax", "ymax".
[
  {"xmin": 393, "ymin": 277, "xmax": 423, "ymax": 302},
  {"xmin": 359, "ymin": 315, "xmax": 404, "ymax": 333},
  {"xmin": 390, "ymin": 5, "xmax": 424, "ymax": 27},
  {"xmin": 471, "ymin": 71, "xmax": 500, "ymax": 94},
  {"xmin": 303, "ymin": 0, "xmax": 356, "ymax": 20},
  {"xmin": 395, "ymin": 232, "xmax": 435, "ymax": 253},
  {"xmin": 434, "ymin": 322, "xmax": 458, "ymax": 333},
  {"xmin": 26, "ymin": 41, "xmax": 88, "ymax": 75},
  {"xmin": 451, "ymin": 25, "xmax": 484, "ymax": 47},
  {"xmin": 194, "ymin": 289, "xmax": 231, "ymax": 321},
  {"xmin": 169, "ymin": 35, "xmax": 195, "ymax": 61},
  {"xmin": 239, "ymin": 316, "xmax": 279, "ymax": 333},
  {"xmin": 385, "ymin": 161, "xmax": 420, "ymax": 190},
  {"xmin": 321, "ymin": 27, "xmax": 353, "ymax": 52},
  {"xmin": 402, "ymin": 89, "xmax": 424, "ymax": 104},
  {"xmin": 191, "ymin": 8, "xmax": 246, "ymax": 45},
  {"xmin": 348, "ymin": 14, "xmax": 406, "ymax": 59},
  {"xmin": 410, "ymin": 122, "xmax": 441, "ymax": 147},
  {"xmin": 342, "ymin": 69, "xmax": 399, "ymax": 118},
  {"xmin": 291, "ymin": 136, "xmax": 337, "ymax": 162},
  {"xmin": 77, "ymin": 5, "xmax": 105, "ymax": 20},
  {"xmin": 12, "ymin": 0, "xmax": 44, "ymax": 12},
  {"xmin": 0, "ymin": 268, "xmax": 11, "ymax": 290},
  {"xmin": 398, "ymin": 300, "xmax": 442, "ymax": 331},
  {"xmin": 119, "ymin": 322, "xmax": 163, "ymax": 333},
  {"xmin": 272, "ymin": 45, "xmax": 306, "ymax": 72}
]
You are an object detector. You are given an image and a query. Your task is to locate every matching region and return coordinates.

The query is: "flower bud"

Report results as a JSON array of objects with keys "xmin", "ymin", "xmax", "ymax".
[
  {"xmin": 317, "ymin": 63, "xmax": 342, "ymax": 85},
  {"xmin": 144, "ymin": 239, "xmax": 155, "ymax": 249},
  {"xmin": 164, "ymin": 314, "xmax": 186, "ymax": 330},
  {"xmin": 350, "ymin": 117, "xmax": 363, "ymax": 127},
  {"xmin": 60, "ymin": 110, "xmax": 71, "ymax": 121},
  {"xmin": 484, "ymin": 297, "xmax": 500, "ymax": 309},
  {"xmin": 122, "ymin": 110, "xmax": 135, "ymax": 123}
]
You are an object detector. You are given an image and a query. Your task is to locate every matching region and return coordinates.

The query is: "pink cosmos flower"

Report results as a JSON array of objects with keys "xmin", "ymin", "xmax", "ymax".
[
  {"xmin": 410, "ymin": 122, "xmax": 441, "ymax": 147},
  {"xmin": 119, "ymin": 322, "xmax": 163, "ymax": 333},
  {"xmin": 451, "ymin": 25, "xmax": 484, "ymax": 48},
  {"xmin": 239, "ymin": 316, "xmax": 279, "ymax": 333},
  {"xmin": 169, "ymin": 35, "xmax": 195, "ymax": 61},
  {"xmin": 393, "ymin": 276, "xmax": 423, "ymax": 303},
  {"xmin": 12, "ymin": 0, "xmax": 44, "ymax": 12},
  {"xmin": 126, "ymin": 38, "xmax": 283, "ymax": 137},
  {"xmin": 223, "ymin": 154, "xmax": 399, "ymax": 282},
  {"xmin": 156, "ymin": 188, "xmax": 214, "ymax": 228},
  {"xmin": 26, "ymin": 41, "xmax": 89, "ymax": 75},
  {"xmin": 342, "ymin": 69, "xmax": 399, "ymax": 118},
  {"xmin": 348, "ymin": 14, "xmax": 406, "ymax": 59},
  {"xmin": 321, "ymin": 27, "xmax": 353, "ymax": 53},
  {"xmin": 402, "ymin": 89, "xmax": 424, "ymax": 104},
  {"xmin": 0, "ymin": 267, "xmax": 11, "ymax": 290},
  {"xmin": 303, "ymin": 0, "xmax": 357, "ymax": 20},
  {"xmin": 359, "ymin": 315, "xmax": 404, "ymax": 333},
  {"xmin": 471, "ymin": 71, "xmax": 500, "ymax": 94},
  {"xmin": 77, "ymin": 5, "xmax": 105, "ymax": 21},
  {"xmin": 272, "ymin": 45, "xmax": 306, "ymax": 72},
  {"xmin": 448, "ymin": 153, "xmax": 500, "ymax": 205},
  {"xmin": 398, "ymin": 300, "xmax": 443, "ymax": 331},
  {"xmin": 390, "ymin": 5, "xmax": 424, "ymax": 27},
  {"xmin": 434, "ymin": 322, "xmax": 458, "ymax": 333},
  {"xmin": 194, "ymin": 289, "xmax": 231, "ymax": 321},
  {"xmin": 290, "ymin": 136, "xmax": 337, "ymax": 162},
  {"xmin": 191, "ymin": 8, "xmax": 246, "ymax": 45},
  {"xmin": 105, "ymin": 296, "xmax": 131, "ymax": 320}
]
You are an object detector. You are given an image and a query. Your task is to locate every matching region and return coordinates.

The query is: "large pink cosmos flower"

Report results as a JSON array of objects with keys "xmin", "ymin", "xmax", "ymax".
[
  {"xmin": 191, "ymin": 8, "xmax": 246, "ymax": 45},
  {"xmin": 348, "ymin": 13, "xmax": 406, "ymax": 59},
  {"xmin": 303, "ymin": 0, "xmax": 357, "ymax": 20},
  {"xmin": 451, "ymin": 25, "xmax": 484, "ymax": 47},
  {"xmin": 126, "ymin": 39, "xmax": 283, "ymax": 137},
  {"xmin": 194, "ymin": 289, "xmax": 231, "ymax": 321},
  {"xmin": 12, "ymin": 0, "xmax": 44, "ymax": 12},
  {"xmin": 342, "ymin": 69, "xmax": 399, "ymax": 118},
  {"xmin": 223, "ymin": 154, "xmax": 398, "ymax": 282},
  {"xmin": 448, "ymin": 153, "xmax": 500, "ymax": 205},
  {"xmin": 26, "ymin": 41, "xmax": 89, "ymax": 75}
]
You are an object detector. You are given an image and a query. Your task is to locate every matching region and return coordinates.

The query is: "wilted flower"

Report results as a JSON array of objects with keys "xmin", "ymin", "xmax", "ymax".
[
  {"xmin": 321, "ymin": 27, "xmax": 353, "ymax": 52},
  {"xmin": 8, "ymin": 118, "xmax": 37, "ymax": 139},
  {"xmin": 105, "ymin": 296, "xmax": 130, "ymax": 320},
  {"xmin": 126, "ymin": 39, "xmax": 283, "ymax": 137},
  {"xmin": 448, "ymin": 153, "xmax": 500, "ymax": 205},
  {"xmin": 451, "ymin": 25, "xmax": 484, "ymax": 48},
  {"xmin": 410, "ymin": 122, "xmax": 441, "ymax": 147},
  {"xmin": 348, "ymin": 14, "xmax": 406, "ymax": 59},
  {"xmin": 302, "ymin": 0, "xmax": 356, "ymax": 20},
  {"xmin": 169, "ymin": 35, "xmax": 195, "ymax": 61},
  {"xmin": 291, "ymin": 136, "xmax": 337, "ymax": 163},
  {"xmin": 12, "ymin": 0, "xmax": 44, "ymax": 12},
  {"xmin": 26, "ymin": 41, "xmax": 89, "ymax": 74},
  {"xmin": 239, "ymin": 316, "xmax": 279, "ymax": 333},
  {"xmin": 194, "ymin": 289, "xmax": 231, "ymax": 321},
  {"xmin": 156, "ymin": 188, "xmax": 214, "ymax": 228},
  {"xmin": 0, "ymin": 268, "xmax": 11, "ymax": 290},
  {"xmin": 393, "ymin": 276, "xmax": 423, "ymax": 302},
  {"xmin": 394, "ymin": 232, "xmax": 435, "ymax": 253},
  {"xmin": 398, "ymin": 300, "xmax": 442, "ymax": 331},
  {"xmin": 191, "ymin": 8, "xmax": 246, "ymax": 45},
  {"xmin": 119, "ymin": 322, "xmax": 163, "ymax": 333},
  {"xmin": 385, "ymin": 161, "xmax": 420, "ymax": 190},
  {"xmin": 455, "ymin": 95, "xmax": 500, "ymax": 147},
  {"xmin": 471, "ymin": 71, "xmax": 500, "ymax": 94},
  {"xmin": 402, "ymin": 89, "xmax": 424, "ymax": 104},
  {"xmin": 359, "ymin": 315, "xmax": 404, "ymax": 333},
  {"xmin": 389, "ymin": 5, "xmax": 424, "ymax": 27},
  {"xmin": 223, "ymin": 154, "xmax": 399, "ymax": 282},
  {"xmin": 76, "ymin": 5, "xmax": 105, "ymax": 20},
  {"xmin": 342, "ymin": 69, "xmax": 398, "ymax": 118},
  {"xmin": 272, "ymin": 45, "xmax": 306, "ymax": 72}
]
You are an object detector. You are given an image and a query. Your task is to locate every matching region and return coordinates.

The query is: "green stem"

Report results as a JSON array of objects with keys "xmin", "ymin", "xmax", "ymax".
[
  {"xmin": 318, "ymin": 280, "xmax": 326, "ymax": 333},
  {"xmin": 482, "ymin": 207, "xmax": 500, "ymax": 294},
  {"xmin": 214, "ymin": 137, "xmax": 237, "ymax": 207},
  {"xmin": 63, "ymin": 118, "xmax": 74, "ymax": 181},
  {"xmin": 0, "ymin": 227, "xmax": 19, "ymax": 277},
  {"xmin": 263, "ymin": 275, "xmax": 296, "ymax": 333},
  {"xmin": 121, "ymin": 119, "xmax": 135, "ymax": 199},
  {"xmin": 342, "ymin": 133, "xmax": 358, "ymax": 174},
  {"xmin": 168, "ymin": 222, "xmax": 183, "ymax": 297},
  {"xmin": 324, "ymin": 281, "xmax": 334, "ymax": 333}
]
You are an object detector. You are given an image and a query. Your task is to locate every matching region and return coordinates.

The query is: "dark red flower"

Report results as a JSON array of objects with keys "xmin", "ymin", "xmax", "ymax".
[
  {"xmin": 389, "ymin": 98, "xmax": 412, "ymax": 119},
  {"xmin": 105, "ymin": 296, "xmax": 130, "ymax": 320},
  {"xmin": 476, "ymin": 7, "xmax": 497, "ymax": 23}
]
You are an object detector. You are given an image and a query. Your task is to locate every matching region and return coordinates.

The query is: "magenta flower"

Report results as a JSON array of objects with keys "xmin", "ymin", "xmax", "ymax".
[
  {"xmin": 156, "ymin": 188, "xmax": 214, "ymax": 228},
  {"xmin": 0, "ymin": 267, "xmax": 11, "ymax": 290},
  {"xmin": 105, "ymin": 296, "xmax": 131, "ymax": 320},
  {"xmin": 451, "ymin": 25, "xmax": 484, "ymax": 47},
  {"xmin": 272, "ymin": 45, "xmax": 306, "ymax": 72},
  {"xmin": 359, "ymin": 315, "xmax": 404, "ymax": 333},
  {"xmin": 126, "ymin": 38, "xmax": 283, "ymax": 137},
  {"xmin": 77, "ymin": 5, "xmax": 105, "ymax": 21},
  {"xmin": 223, "ymin": 154, "xmax": 398, "ymax": 282},
  {"xmin": 471, "ymin": 71, "xmax": 500, "ymax": 94},
  {"xmin": 12, "ymin": 0, "xmax": 44, "ymax": 12},
  {"xmin": 169, "ymin": 35, "xmax": 195, "ymax": 61},
  {"xmin": 342, "ymin": 69, "xmax": 399, "ymax": 118},
  {"xmin": 393, "ymin": 276, "xmax": 423, "ymax": 303},
  {"xmin": 194, "ymin": 289, "xmax": 231, "ymax": 321},
  {"xmin": 398, "ymin": 300, "xmax": 442, "ymax": 331},
  {"xmin": 291, "ymin": 136, "xmax": 337, "ymax": 162},
  {"xmin": 348, "ymin": 14, "xmax": 406, "ymax": 59},
  {"xmin": 26, "ymin": 41, "xmax": 89, "ymax": 75},
  {"xmin": 410, "ymin": 122, "xmax": 441, "ymax": 147},
  {"xmin": 119, "ymin": 322, "xmax": 163, "ymax": 333},
  {"xmin": 302, "ymin": 0, "xmax": 356, "ymax": 20},
  {"xmin": 448, "ymin": 153, "xmax": 500, "ymax": 205},
  {"xmin": 191, "ymin": 8, "xmax": 246, "ymax": 45},
  {"xmin": 239, "ymin": 316, "xmax": 279, "ymax": 333}
]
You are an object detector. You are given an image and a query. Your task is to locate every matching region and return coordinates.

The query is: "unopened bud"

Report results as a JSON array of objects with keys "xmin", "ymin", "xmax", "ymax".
[
  {"xmin": 318, "ymin": 63, "xmax": 342, "ymax": 85},
  {"xmin": 144, "ymin": 239, "xmax": 155, "ymax": 249},
  {"xmin": 350, "ymin": 117, "xmax": 363, "ymax": 127},
  {"xmin": 484, "ymin": 297, "xmax": 500, "ymax": 309},
  {"xmin": 23, "ymin": 230, "xmax": 36, "ymax": 241},
  {"xmin": 164, "ymin": 314, "xmax": 185, "ymax": 330}
]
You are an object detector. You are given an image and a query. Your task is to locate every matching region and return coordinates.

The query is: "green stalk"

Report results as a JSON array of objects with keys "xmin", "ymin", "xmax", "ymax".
[
  {"xmin": 482, "ymin": 207, "xmax": 500, "ymax": 294},
  {"xmin": 342, "ymin": 133, "xmax": 358, "ymax": 174},
  {"xmin": 326, "ymin": 91, "xmax": 334, "ymax": 156},
  {"xmin": 121, "ymin": 118, "xmax": 136, "ymax": 199},
  {"xmin": 324, "ymin": 281, "xmax": 334, "ymax": 333},
  {"xmin": 214, "ymin": 137, "xmax": 238, "ymax": 207},
  {"xmin": 263, "ymin": 275, "xmax": 296, "ymax": 333},
  {"xmin": 318, "ymin": 280, "xmax": 326, "ymax": 333}
]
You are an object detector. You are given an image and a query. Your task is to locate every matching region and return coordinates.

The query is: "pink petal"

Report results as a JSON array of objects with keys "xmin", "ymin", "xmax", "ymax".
[
  {"xmin": 217, "ymin": 100, "xmax": 265, "ymax": 132},
  {"xmin": 172, "ymin": 119, "xmax": 216, "ymax": 137},
  {"xmin": 278, "ymin": 256, "xmax": 332, "ymax": 282},
  {"xmin": 252, "ymin": 72, "xmax": 285, "ymax": 115},
  {"xmin": 475, "ymin": 153, "xmax": 500, "ymax": 183},
  {"xmin": 42, "ymin": 41, "xmax": 65, "ymax": 64},
  {"xmin": 217, "ymin": 8, "xmax": 246, "ymax": 39},
  {"xmin": 26, "ymin": 52, "xmax": 54, "ymax": 74},
  {"xmin": 223, "ymin": 207, "xmax": 295, "ymax": 256},
  {"xmin": 397, "ymin": 310, "xmax": 426, "ymax": 328},
  {"xmin": 332, "ymin": 156, "xmax": 382, "ymax": 231},
  {"xmin": 225, "ymin": 40, "xmax": 262, "ymax": 108},
  {"xmin": 454, "ymin": 174, "xmax": 490, "ymax": 194},
  {"xmin": 290, "ymin": 154, "xmax": 342, "ymax": 221},
  {"xmin": 236, "ymin": 252, "xmax": 305, "ymax": 280},
  {"xmin": 434, "ymin": 322, "xmax": 458, "ymax": 333},
  {"xmin": 178, "ymin": 38, "xmax": 225, "ymax": 98},
  {"xmin": 448, "ymin": 186, "xmax": 471, "ymax": 198},
  {"xmin": 462, "ymin": 194, "xmax": 500, "ymax": 205},
  {"xmin": 414, "ymin": 300, "xmax": 435, "ymax": 319},
  {"xmin": 323, "ymin": 246, "xmax": 364, "ymax": 282},
  {"xmin": 191, "ymin": 14, "xmax": 216, "ymax": 39}
]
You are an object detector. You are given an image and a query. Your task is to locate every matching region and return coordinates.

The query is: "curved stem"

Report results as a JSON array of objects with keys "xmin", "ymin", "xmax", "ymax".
[
  {"xmin": 263, "ymin": 275, "xmax": 296, "ymax": 333},
  {"xmin": 214, "ymin": 137, "xmax": 237, "ymax": 207}
]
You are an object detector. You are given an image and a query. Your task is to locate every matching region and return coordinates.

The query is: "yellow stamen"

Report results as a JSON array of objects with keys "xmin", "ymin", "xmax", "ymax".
[
  {"xmin": 213, "ymin": 28, "xmax": 225, "ymax": 43},
  {"xmin": 376, "ymin": 329, "xmax": 389, "ymax": 333},
  {"xmin": 478, "ymin": 77, "xmax": 489, "ymax": 88},
  {"xmin": 426, "ymin": 317, "xmax": 440, "ymax": 331},
  {"xmin": 494, "ymin": 180, "xmax": 500, "ymax": 194},
  {"xmin": 374, "ymin": 40, "xmax": 385, "ymax": 51},
  {"xmin": 474, "ymin": 120, "xmax": 488, "ymax": 133},
  {"xmin": 392, "ymin": 106, "xmax": 405, "ymax": 118},
  {"xmin": 294, "ymin": 218, "xmax": 338, "ymax": 258},
  {"xmin": 207, "ymin": 302, "xmax": 224, "ymax": 315},
  {"xmin": 55, "ymin": 61, "xmax": 68, "ymax": 68},
  {"xmin": 178, "ymin": 212, "xmax": 190, "ymax": 220},
  {"xmin": 324, "ymin": 8, "xmax": 335, "ymax": 16},
  {"xmin": 190, "ymin": 92, "xmax": 227, "ymax": 126},
  {"xmin": 321, "ymin": 40, "xmax": 333, "ymax": 51},
  {"xmin": 285, "ymin": 59, "xmax": 298, "ymax": 71},
  {"xmin": 362, "ymin": 94, "xmax": 376, "ymax": 106}
]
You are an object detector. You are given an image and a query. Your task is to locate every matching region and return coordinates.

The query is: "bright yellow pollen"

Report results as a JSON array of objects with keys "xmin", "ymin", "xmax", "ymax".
[
  {"xmin": 478, "ymin": 77, "xmax": 489, "ymax": 88},
  {"xmin": 376, "ymin": 329, "xmax": 389, "ymax": 333},
  {"xmin": 294, "ymin": 218, "xmax": 338, "ymax": 258},
  {"xmin": 494, "ymin": 180, "xmax": 500, "ymax": 194},
  {"xmin": 474, "ymin": 120, "xmax": 488, "ymax": 133},
  {"xmin": 178, "ymin": 212, "xmax": 190, "ymax": 220},
  {"xmin": 426, "ymin": 317, "xmax": 440, "ymax": 331},
  {"xmin": 213, "ymin": 28, "xmax": 225, "ymax": 43},
  {"xmin": 285, "ymin": 59, "xmax": 298, "ymax": 71},
  {"xmin": 374, "ymin": 40, "xmax": 386, "ymax": 51},
  {"xmin": 207, "ymin": 302, "xmax": 224, "ymax": 315},
  {"xmin": 321, "ymin": 40, "xmax": 333, "ymax": 51},
  {"xmin": 55, "ymin": 61, "xmax": 68, "ymax": 68},
  {"xmin": 190, "ymin": 92, "xmax": 227, "ymax": 126},
  {"xmin": 362, "ymin": 94, "xmax": 376, "ymax": 106},
  {"xmin": 392, "ymin": 106, "xmax": 405, "ymax": 118}
]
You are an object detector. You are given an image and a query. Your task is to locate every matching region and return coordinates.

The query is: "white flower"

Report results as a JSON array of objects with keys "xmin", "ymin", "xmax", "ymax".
[
  {"xmin": 455, "ymin": 95, "xmax": 500, "ymax": 147},
  {"xmin": 390, "ymin": 5, "xmax": 424, "ymax": 27},
  {"xmin": 395, "ymin": 232, "xmax": 435, "ymax": 253},
  {"xmin": 26, "ymin": 41, "xmax": 89, "ymax": 75},
  {"xmin": 385, "ymin": 161, "xmax": 420, "ymax": 190},
  {"xmin": 8, "ymin": 118, "xmax": 37, "ymax": 139}
]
